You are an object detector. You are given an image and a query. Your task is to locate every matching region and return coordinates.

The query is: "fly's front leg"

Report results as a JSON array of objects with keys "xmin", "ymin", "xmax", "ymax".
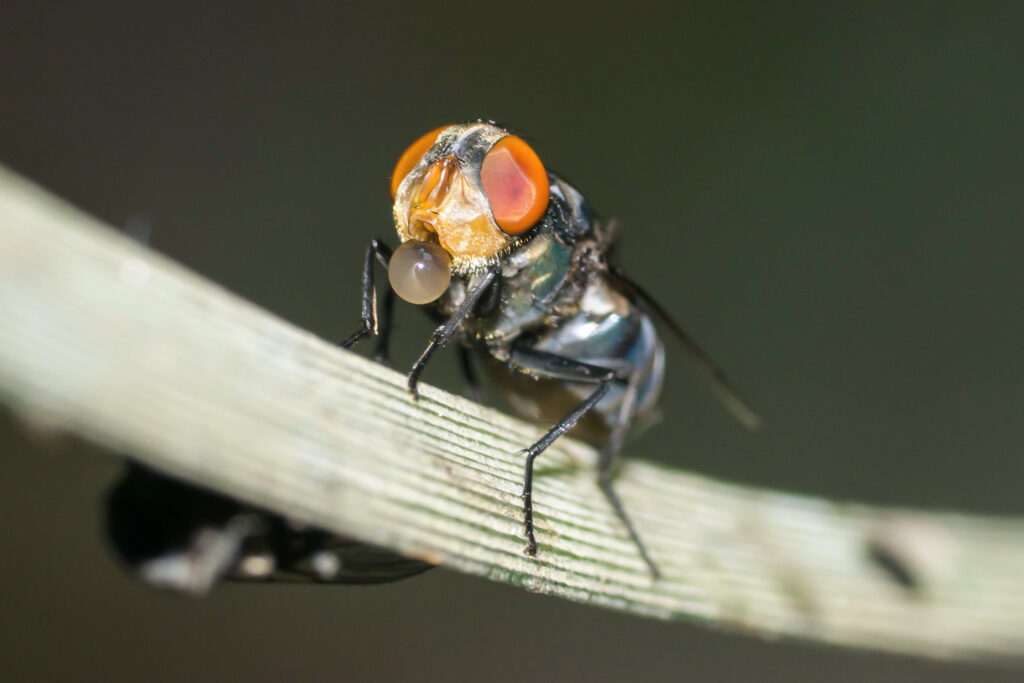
[
  {"xmin": 374, "ymin": 286, "xmax": 395, "ymax": 363},
  {"xmin": 506, "ymin": 347, "xmax": 629, "ymax": 557},
  {"xmin": 341, "ymin": 239, "xmax": 394, "ymax": 363},
  {"xmin": 406, "ymin": 266, "xmax": 499, "ymax": 398}
]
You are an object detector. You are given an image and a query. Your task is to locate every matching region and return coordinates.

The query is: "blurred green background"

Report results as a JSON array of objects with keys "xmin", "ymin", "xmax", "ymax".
[{"xmin": 1, "ymin": 2, "xmax": 1022, "ymax": 681}]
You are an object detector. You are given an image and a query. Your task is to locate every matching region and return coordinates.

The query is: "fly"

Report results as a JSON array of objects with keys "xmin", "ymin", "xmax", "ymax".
[
  {"xmin": 343, "ymin": 121, "xmax": 760, "ymax": 577},
  {"xmin": 105, "ymin": 121, "xmax": 758, "ymax": 592}
]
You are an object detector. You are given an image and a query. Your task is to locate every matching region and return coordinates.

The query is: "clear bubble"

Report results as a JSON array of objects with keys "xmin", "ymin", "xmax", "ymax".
[{"xmin": 388, "ymin": 239, "xmax": 452, "ymax": 305}]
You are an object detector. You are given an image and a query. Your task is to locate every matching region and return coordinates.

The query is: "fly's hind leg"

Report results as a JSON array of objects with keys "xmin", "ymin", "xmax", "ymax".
[
  {"xmin": 341, "ymin": 239, "xmax": 395, "ymax": 364},
  {"xmin": 508, "ymin": 346, "xmax": 658, "ymax": 576},
  {"xmin": 596, "ymin": 371, "xmax": 660, "ymax": 578}
]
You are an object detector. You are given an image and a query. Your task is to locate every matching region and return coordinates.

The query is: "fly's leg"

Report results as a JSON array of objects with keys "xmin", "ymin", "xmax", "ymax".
[
  {"xmin": 520, "ymin": 380, "xmax": 610, "ymax": 554},
  {"xmin": 507, "ymin": 346, "xmax": 660, "ymax": 575},
  {"xmin": 406, "ymin": 266, "xmax": 499, "ymax": 397},
  {"xmin": 341, "ymin": 239, "xmax": 394, "ymax": 363},
  {"xmin": 595, "ymin": 373, "xmax": 660, "ymax": 578},
  {"xmin": 456, "ymin": 346, "xmax": 485, "ymax": 403},
  {"xmin": 374, "ymin": 287, "xmax": 395, "ymax": 363}
]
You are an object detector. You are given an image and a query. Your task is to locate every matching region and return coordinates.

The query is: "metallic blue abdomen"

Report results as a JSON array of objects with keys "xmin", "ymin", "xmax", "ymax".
[{"xmin": 485, "ymin": 273, "xmax": 665, "ymax": 443}]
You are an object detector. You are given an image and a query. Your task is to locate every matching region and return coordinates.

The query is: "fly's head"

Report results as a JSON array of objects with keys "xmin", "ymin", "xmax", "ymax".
[{"xmin": 386, "ymin": 122, "xmax": 551, "ymax": 305}]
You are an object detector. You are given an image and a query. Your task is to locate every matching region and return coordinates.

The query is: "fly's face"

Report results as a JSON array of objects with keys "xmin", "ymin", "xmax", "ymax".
[{"xmin": 385, "ymin": 123, "xmax": 551, "ymax": 305}]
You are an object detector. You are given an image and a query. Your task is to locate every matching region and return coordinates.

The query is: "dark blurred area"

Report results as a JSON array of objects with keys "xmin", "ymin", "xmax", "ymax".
[{"xmin": 1, "ymin": 2, "xmax": 1022, "ymax": 681}]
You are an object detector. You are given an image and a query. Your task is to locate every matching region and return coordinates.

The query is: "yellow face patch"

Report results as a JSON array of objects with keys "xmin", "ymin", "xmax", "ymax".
[{"xmin": 394, "ymin": 153, "xmax": 514, "ymax": 270}]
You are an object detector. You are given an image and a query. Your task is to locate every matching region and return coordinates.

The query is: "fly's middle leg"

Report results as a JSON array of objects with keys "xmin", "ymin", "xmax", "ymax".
[{"xmin": 456, "ymin": 346, "xmax": 485, "ymax": 403}]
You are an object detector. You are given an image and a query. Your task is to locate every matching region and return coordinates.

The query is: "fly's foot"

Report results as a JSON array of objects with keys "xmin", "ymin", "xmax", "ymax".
[
  {"xmin": 341, "ymin": 325, "xmax": 371, "ymax": 349},
  {"xmin": 524, "ymin": 526, "xmax": 538, "ymax": 556},
  {"xmin": 342, "ymin": 325, "xmax": 391, "ymax": 366},
  {"xmin": 522, "ymin": 488, "xmax": 537, "ymax": 556},
  {"xmin": 407, "ymin": 359, "xmax": 430, "ymax": 399}
]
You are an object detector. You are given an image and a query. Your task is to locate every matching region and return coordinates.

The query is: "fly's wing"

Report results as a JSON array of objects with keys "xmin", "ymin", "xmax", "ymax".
[
  {"xmin": 607, "ymin": 267, "xmax": 762, "ymax": 430},
  {"xmin": 229, "ymin": 534, "xmax": 434, "ymax": 586},
  {"xmin": 106, "ymin": 465, "xmax": 433, "ymax": 594}
]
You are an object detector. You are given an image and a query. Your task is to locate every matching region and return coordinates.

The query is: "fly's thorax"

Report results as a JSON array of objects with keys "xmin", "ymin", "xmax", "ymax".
[
  {"xmin": 577, "ymin": 271, "xmax": 633, "ymax": 317},
  {"xmin": 459, "ymin": 177, "xmax": 603, "ymax": 342},
  {"xmin": 451, "ymin": 225, "xmax": 600, "ymax": 344}
]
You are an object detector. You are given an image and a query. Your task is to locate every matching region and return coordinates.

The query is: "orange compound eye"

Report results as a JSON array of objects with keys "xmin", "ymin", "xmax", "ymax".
[
  {"xmin": 390, "ymin": 126, "xmax": 449, "ymax": 200},
  {"xmin": 480, "ymin": 136, "xmax": 549, "ymax": 235}
]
